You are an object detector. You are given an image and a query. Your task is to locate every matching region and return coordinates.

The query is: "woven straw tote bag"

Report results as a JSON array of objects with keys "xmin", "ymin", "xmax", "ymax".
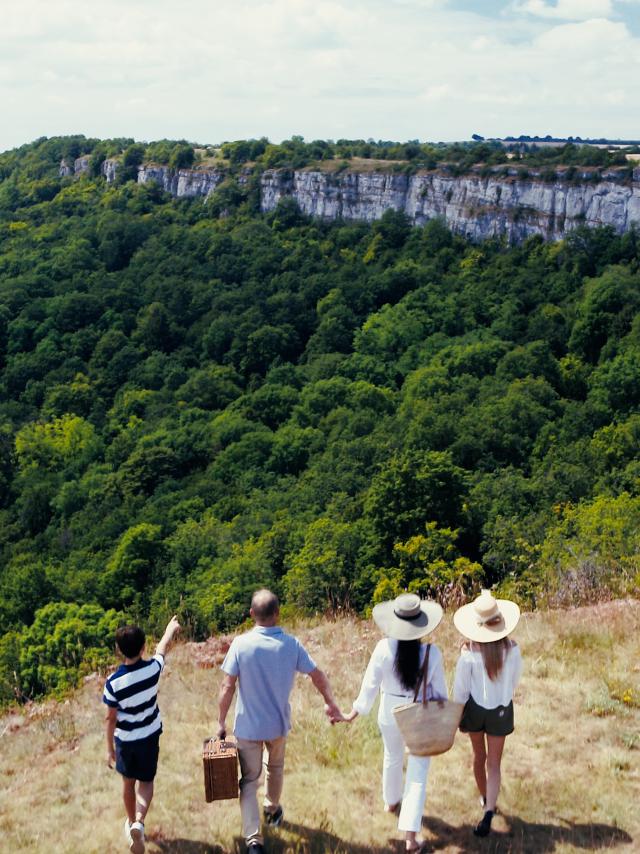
[{"xmin": 393, "ymin": 644, "xmax": 464, "ymax": 756}]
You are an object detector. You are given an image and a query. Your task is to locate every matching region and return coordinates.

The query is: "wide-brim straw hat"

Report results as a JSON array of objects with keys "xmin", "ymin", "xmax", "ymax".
[
  {"xmin": 373, "ymin": 593, "xmax": 443, "ymax": 641},
  {"xmin": 453, "ymin": 589, "xmax": 520, "ymax": 643}
]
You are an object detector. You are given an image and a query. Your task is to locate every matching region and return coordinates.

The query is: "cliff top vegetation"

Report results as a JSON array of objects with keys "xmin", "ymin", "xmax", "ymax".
[{"xmin": 2, "ymin": 135, "xmax": 636, "ymax": 188}]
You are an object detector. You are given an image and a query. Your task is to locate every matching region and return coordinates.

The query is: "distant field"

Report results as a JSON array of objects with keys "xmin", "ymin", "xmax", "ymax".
[{"xmin": 1, "ymin": 600, "xmax": 638, "ymax": 853}]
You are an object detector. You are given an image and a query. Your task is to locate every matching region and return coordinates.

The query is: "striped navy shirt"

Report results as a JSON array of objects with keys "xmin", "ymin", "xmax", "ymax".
[{"xmin": 103, "ymin": 654, "xmax": 165, "ymax": 742}]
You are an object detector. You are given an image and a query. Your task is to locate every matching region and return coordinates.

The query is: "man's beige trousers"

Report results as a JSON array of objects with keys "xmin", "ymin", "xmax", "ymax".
[{"xmin": 236, "ymin": 736, "xmax": 287, "ymax": 845}]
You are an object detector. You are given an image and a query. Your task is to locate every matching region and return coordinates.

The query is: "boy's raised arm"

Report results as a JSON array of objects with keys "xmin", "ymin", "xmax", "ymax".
[{"xmin": 156, "ymin": 615, "xmax": 181, "ymax": 659}]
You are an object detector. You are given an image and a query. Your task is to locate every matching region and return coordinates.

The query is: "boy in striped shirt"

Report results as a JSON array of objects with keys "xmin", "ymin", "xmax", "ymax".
[{"xmin": 104, "ymin": 616, "xmax": 180, "ymax": 854}]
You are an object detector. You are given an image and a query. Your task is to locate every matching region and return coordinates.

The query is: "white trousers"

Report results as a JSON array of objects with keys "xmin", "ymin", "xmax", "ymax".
[{"xmin": 378, "ymin": 719, "xmax": 431, "ymax": 833}]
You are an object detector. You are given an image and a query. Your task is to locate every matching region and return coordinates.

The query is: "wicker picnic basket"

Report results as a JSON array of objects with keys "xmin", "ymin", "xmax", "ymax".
[{"xmin": 203, "ymin": 736, "xmax": 239, "ymax": 802}]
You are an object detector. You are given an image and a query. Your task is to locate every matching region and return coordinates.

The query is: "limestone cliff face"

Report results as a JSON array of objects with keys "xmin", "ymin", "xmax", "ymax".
[
  {"xmin": 65, "ymin": 153, "xmax": 640, "ymax": 242},
  {"xmin": 260, "ymin": 168, "xmax": 640, "ymax": 242},
  {"xmin": 63, "ymin": 156, "xmax": 118, "ymax": 182},
  {"xmin": 74, "ymin": 156, "xmax": 90, "ymax": 175},
  {"xmin": 102, "ymin": 159, "xmax": 119, "ymax": 183},
  {"xmin": 137, "ymin": 165, "xmax": 224, "ymax": 198}
]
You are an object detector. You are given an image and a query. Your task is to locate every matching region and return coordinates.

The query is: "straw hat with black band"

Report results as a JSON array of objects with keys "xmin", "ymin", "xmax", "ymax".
[
  {"xmin": 372, "ymin": 593, "xmax": 443, "ymax": 641},
  {"xmin": 453, "ymin": 589, "xmax": 520, "ymax": 643}
]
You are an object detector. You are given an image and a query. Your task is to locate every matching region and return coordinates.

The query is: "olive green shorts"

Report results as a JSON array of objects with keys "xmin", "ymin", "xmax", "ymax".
[{"xmin": 459, "ymin": 696, "xmax": 514, "ymax": 737}]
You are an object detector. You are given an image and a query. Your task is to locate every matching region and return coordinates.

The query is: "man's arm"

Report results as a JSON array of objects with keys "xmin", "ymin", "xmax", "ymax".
[
  {"xmin": 217, "ymin": 673, "xmax": 237, "ymax": 738},
  {"xmin": 309, "ymin": 667, "xmax": 342, "ymax": 722},
  {"xmin": 156, "ymin": 615, "xmax": 181, "ymax": 659},
  {"xmin": 105, "ymin": 706, "xmax": 117, "ymax": 768}
]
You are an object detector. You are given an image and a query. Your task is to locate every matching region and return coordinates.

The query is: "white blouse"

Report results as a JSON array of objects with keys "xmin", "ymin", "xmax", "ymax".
[
  {"xmin": 352, "ymin": 638, "xmax": 448, "ymax": 726},
  {"xmin": 452, "ymin": 642, "xmax": 522, "ymax": 710}
]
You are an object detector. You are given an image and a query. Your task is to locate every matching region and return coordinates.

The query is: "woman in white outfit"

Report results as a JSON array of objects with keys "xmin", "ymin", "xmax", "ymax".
[
  {"xmin": 341, "ymin": 593, "xmax": 447, "ymax": 853},
  {"xmin": 452, "ymin": 589, "xmax": 522, "ymax": 838}
]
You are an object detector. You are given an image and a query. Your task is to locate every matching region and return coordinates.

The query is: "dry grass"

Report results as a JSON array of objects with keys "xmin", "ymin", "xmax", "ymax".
[
  {"xmin": 302, "ymin": 158, "xmax": 410, "ymax": 174},
  {"xmin": 1, "ymin": 601, "xmax": 638, "ymax": 853}
]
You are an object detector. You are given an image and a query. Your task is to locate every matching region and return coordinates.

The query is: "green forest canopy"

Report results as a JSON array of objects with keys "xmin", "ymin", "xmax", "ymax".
[{"xmin": 0, "ymin": 136, "xmax": 639, "ymax": 703}]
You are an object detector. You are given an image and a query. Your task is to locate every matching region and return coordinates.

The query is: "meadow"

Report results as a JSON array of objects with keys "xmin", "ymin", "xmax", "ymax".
[{"xmin": 1, "ymin": 599, "xmax": 638, "ymax": 854}]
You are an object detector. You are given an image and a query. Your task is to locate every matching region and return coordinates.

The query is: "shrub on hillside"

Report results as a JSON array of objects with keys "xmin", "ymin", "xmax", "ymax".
[{"xmin": 16, "ymin": 602, "xmax": 122, "ymax": 699}]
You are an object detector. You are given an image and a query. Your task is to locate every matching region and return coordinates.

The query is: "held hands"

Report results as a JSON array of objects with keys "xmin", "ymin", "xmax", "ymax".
[
  {"xmin": 324, "ymin": 701, "xmax": 343, "ymax": 724},
  {"xmin": 324, "ymin": 703, "xmax": 358, "ymax": 725}
]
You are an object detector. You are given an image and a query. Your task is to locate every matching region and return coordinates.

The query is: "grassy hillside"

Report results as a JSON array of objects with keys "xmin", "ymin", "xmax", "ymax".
[{"xmin": 1, "ymin": 600, "xmax": 638, "ymax": 854}]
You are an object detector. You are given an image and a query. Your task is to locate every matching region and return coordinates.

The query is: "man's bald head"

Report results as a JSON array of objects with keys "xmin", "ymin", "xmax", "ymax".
[{"xmin": 250, "ymin": 589, "xmax": 280, "ymax": 625}]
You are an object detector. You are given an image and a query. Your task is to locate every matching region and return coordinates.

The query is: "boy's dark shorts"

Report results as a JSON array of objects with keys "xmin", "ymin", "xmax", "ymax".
[
  {"xmin": 459, "ymin": 697, "xmax": 514, "ymax": 737},
  {"xmin": 115, "ymin": 732, "xmax": 160, "ymax": 782}
]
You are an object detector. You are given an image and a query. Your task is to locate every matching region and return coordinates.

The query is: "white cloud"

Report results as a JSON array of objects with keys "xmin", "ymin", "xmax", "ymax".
[
  {"xmin": 535, "ymin": 17, "xmax": 630, "ymax": 48},
  {"xmin": 514, "ymin": 0, "xmax": 613, "ymax": 20},
  {"xmin": 0, "ymin": 0, "xmax": 639, "ymax": 149}
]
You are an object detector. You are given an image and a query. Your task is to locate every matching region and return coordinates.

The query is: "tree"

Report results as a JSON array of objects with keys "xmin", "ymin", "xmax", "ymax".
[
  {"xmin": 285, "ymin": 517, "xmax": 364, "ymax": 612},
  {"xmin": 134, "ymin": 301, "xmax": 176, "ymax": 352},
  {"xmin": 568, "ymin": 267, "xmax": 640, "ymax": 363},
  {"xmin": 118, "ymin": 445, "xmax": 178, "ymax": 497},
  {"xmin": 373, "ymin": 209, "xmax": 411, "ymax": 249},
  {"xmin": 176, "ymin": 365, "xmax": 243, "ymax": 410},
  {"xmin": 120, "ymin": 143, "xmax": 146, "ymax": 183},
  {"xmin": 102, "ymin": 523, "xmax": 164, "ymax": 609},
  {"xmin": 15, "ymin": 414, "xmax": 100, "ymax": 472},
  {"xmin": 364, "ymin": 450, "xmax": 469, "ymax": 555},
  {"xmin": 97, "ymin": 211, "xmax": 150, "ymax": 271},
  {"xmin": 0, "ymin": 555, "xmax": 51, "ymax": 632},
  {"xmin": 18, "ymin": 602, "xmax": 121, "ymax": 698},
  {"xmin": 380, "ymin": 522, "xmax": 484, "ymax": 605},
  {"xmin": 169, "ymin": 144, "xmax": 195, "ymax": 170}
]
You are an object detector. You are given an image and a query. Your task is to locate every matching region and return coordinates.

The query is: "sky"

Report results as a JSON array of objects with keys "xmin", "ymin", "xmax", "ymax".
[{"xmin": 1, "ymin": 0, "xmax": 639, "ymax": 152}]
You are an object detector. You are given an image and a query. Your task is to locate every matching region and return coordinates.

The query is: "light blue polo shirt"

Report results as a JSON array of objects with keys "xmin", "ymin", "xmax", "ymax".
[{"xmin": 222, "ymin": 625, "xmax": 317, "ymax": 740}]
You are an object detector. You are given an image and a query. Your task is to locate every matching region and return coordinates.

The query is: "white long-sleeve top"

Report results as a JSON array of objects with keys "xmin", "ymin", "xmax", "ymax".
[
  {"xmin": 452, "ymin": 642, "xmax": 522, "ymax": 710},
  {"xmin": 352, "ymin": 638, "xmax": 448, "ymax": 726}
]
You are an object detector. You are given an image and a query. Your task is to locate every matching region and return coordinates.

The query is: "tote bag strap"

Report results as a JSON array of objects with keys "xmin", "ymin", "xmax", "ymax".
[{"xmin": 413, "ymin": 643, "xmax": 431, "ymax": 704}]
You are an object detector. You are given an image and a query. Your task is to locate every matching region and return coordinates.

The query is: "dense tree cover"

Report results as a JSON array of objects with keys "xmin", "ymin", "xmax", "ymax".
[{"xmin": 1, "ymin": 137, "xmax": 639, "ymax": 703}]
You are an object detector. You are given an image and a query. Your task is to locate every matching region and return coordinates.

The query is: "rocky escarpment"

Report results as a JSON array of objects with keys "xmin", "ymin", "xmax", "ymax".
[
  {"xmin": 59, "ymin": 157, "xmax": 120, "ymax": 182},
  {"xmin": 137, "ymin": 165, "xmax": 225, "ymax": 198},
  {"xmin": 59, "ymin": 155, "xmax": 640, "ymax": 242},
  {"xmin": 260, "ymin": 167, "xmax": 640, "ymax": 242}
]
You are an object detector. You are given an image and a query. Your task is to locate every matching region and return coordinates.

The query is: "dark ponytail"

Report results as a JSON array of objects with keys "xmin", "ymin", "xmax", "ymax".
[{"xmin": 393, "ymin": 639, "xmax": 422, "ymax": 692}]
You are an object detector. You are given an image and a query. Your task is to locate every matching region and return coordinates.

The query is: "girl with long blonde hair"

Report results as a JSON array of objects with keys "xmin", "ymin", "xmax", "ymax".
[{"xmin": 452, "ymin": 590, "xmax": 522, "ymax": 838}]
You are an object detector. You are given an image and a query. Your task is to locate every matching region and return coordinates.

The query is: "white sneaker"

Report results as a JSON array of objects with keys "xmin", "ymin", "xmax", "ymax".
[
  {"xmin": 124, "ymin": 818, "xmax": 133, "ymax": 846},
  {"xmin": 129, "ymin": 821, "xmax": 145, "ymax": 854}
]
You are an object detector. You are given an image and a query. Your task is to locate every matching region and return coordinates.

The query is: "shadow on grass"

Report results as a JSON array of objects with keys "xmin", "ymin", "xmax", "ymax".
[
  {"xmin": 260, "ymin": 820, "xmax": 401, "ymax": 853},
  {"xmin": 150, "ymin": 820, "xmax": 402, "ymax": 853},
  {"xmin": 422, "ymin": 814, "xmax": 633, "ymax": 853},
  {"xmin": 150, "ymin": 815, "xmax": 633, "ymax": 854},
  {"xmin": 152, "ymin": 838, "xmax": 225, "ymax": 854}
]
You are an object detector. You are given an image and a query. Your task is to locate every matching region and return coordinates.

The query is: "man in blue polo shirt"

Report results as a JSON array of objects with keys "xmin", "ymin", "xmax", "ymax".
[{"xmin": 217, "ymin": 589, "xmax": 341, "ymax": 853}]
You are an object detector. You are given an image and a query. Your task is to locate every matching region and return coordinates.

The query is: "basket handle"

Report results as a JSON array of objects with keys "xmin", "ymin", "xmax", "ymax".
[
  {"xmin": 412, "ymin": 643, "xmax": 431, "ymax": 704},
  {"xmin": 205, "ymin": 735, "xmax": 236, "ymax": 749}
]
